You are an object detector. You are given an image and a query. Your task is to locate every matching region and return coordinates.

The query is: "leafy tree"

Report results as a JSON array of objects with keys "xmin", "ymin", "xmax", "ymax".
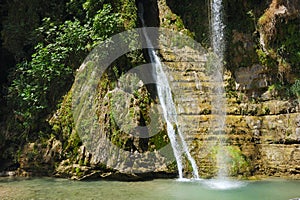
[
  {"xmin": 1, "ymin": 0, "xmax": 68, "ymax": 61},
  {"xmin": 7, "ymin": 3, "xmax": 123, "ymax": 139}
]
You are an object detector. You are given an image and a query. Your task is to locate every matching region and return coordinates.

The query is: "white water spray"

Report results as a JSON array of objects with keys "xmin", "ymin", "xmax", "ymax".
[
  {"xmin": 210, "ymin": 0, "xmax": 228, "ymax": 178},
  {"xmin": 211, "ymin": 0, "xmax": 225, "ymax": 61},
  {"xmin": 138, "ymin": 3, "xmax": 199, "ymax": 179}
]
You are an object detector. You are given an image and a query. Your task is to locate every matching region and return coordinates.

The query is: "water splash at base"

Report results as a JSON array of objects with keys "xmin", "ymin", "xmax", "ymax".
[
  {"xmin": 176, "ymin": 178, "xmax": 247, "ymax": 190},
  {"xmin": 203, "ymin": 178, "xmax": 247, "ymax": 190}
]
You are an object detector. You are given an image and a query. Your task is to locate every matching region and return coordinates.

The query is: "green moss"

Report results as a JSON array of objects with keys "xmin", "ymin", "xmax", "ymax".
[
  {"xmin": 201, "ymin": 145, "xmax": 251, "ymax": 177},
  {"xmin": 160, "ymin": 1, "xmax": 195, "ymax": 39},
  {"xmin": 49, "ymin": 91, "xmax": 74, "ymax": 138},
  {"xmin": 167, "ymin": 160, "xmax": 178, "ymax": 172},
  {"xmin": 75, "ymin": 167, "xmax": 83, "ymax": 177},
  {"xmin": 48, "ymin": 91, "xmax": 83, "ymax": 162},
  {"xmin": 226, "ymin": 146, "xmax": 250, "ymax": 176},
  {"xmin": 149, "ymin": 130, "xmax": 169, "ymax": 151},
  {"xmin": 162, "ymin": 0, "xmax": 209, "ymax": 46},
  {"xmin": 78, "ymin": 159, "xmax": 84, "ymax": 166}
]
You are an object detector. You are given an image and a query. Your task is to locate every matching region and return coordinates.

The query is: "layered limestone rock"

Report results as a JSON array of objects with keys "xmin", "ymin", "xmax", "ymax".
[
  {"xmin": 15, "ymin": 0, "xmax": 299, "ymax": 180},
  {"xmin": 157, "ymin": 0, "xmax": 300, "ymax": 178},
  {"xmin": 159, "ymin": 44, "xmax": 300, "ymax": 178}
]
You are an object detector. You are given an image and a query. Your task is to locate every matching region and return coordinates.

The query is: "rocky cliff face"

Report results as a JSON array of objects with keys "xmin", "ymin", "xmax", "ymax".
[
  {"xmin": 6, "ymin": 0, "xmax": 300, "ymax": 180},
  {"xmin": 157, "ymin": 0, "xmax": 300, "ymax": 178}
]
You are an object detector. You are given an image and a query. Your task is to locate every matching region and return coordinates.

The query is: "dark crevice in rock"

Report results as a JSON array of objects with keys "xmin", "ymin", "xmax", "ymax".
[
  {"xmin": 136, "ymin": 0, "xmax": 160, "ymax": 99},
  {"xmin": 136, "ymin": 0, "xmax": 160, "ymax": 28}
]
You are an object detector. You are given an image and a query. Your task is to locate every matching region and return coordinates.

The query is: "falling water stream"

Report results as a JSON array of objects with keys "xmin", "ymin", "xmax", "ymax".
[
  {"xmin": 138, "ymin": 3, "xmax": 199, "ymax": 180},
  {"xmin": 210, "ymin": 0, "xmax": 228, "ymax": 178}
]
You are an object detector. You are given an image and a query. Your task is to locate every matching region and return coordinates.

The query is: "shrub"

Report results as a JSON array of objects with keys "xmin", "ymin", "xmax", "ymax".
[
  {"xmin": 7, "ymin": 3, "xmax": 123, "ymax": 137},
  {"xmin": 291, "ymin": 79, "xmax": 300, "ymax": 99}
]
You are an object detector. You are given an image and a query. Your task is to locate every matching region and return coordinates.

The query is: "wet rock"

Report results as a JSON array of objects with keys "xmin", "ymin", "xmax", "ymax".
[{"xmin": 235, "ymin": 64, "xmax": 271, "ymax": 91}]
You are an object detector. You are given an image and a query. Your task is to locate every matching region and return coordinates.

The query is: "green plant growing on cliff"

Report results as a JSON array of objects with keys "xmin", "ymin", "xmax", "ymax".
[
  {"xmin": 275, "ymin": 20, "xmax": 300, "ymax": 72},
  {"xmin": 117, "ymin": 0, "xmax": 137, "ymax": 29},
  {"xmin": 262, "ymin": 106, "xmax": 270, "ymax": 115},
  {"xmin": 247, "ymin": 10, "xmax": 257, "ymax": 30},
  {"xmin": 226, "ymin": 146, "xmax": 250, "ymax": 176},
  {"xmin": 7, "ymin": 3, "xmax": 123, "ymax": 138},
  {"xmin": 49, "ymin": 91, "xmax": 82, "ymax": 161},
  {"xmin": 149, "ymin": 130, "xmax": 169, "ymax": 151},
  {"xmin": 256, "ymin": 5, "xmax": 300, "ymax": 87},
  {"xmin": 256, "ymin": 48, "xmax": 276, "ymax": 68},
  {"xmin": 267, "ymin": 83, "xmax": 282, "ymax": 98},
  {"xmin": 1, "ymin": 0, "xmax": 67, "ymax": 61},
  {"xmin": 291, "ymin": 79, "xmax": 300, "ymax": 100}
]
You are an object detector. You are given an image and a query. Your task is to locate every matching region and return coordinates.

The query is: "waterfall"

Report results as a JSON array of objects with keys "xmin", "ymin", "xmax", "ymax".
[
  {"xmin": 210, "ymin": 0, "xmax": 228, "ymax": 178},
  {"xmin": 211, "ymin": 0, "xmax": 225, "ymax": 61},
  {"xmin": 138, "ymin": 3, "xmax": 199, "ymax": 179}
]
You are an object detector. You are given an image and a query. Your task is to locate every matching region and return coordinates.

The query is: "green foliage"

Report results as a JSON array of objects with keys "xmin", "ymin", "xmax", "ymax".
[
  {"xmin": 92, "ymin": 4, "xmax": 123, "ymax": 42},
  {"xmin": 1, "ymin": 0, "xmax": 67, "ymax": 60},
  {"xmin": 67, "ymin": 0, "xmax": 87, "ymax": 20},
  {"xmin": 163, "ymin": 0, "xmax": 207, "ymax": 45},
  {"xmin": 8, "ymin": 19, "xmax": 88, "ymax": 133},
  {"xmin": 275, "ymin": 20, "xmax": 300, "ymax": 71},
  {"xmin": 118, "ymin": 0, "xmax": 137, "ymax": 29},
  {"xmin": 82, "ymin": 0, "xmax": 105, "ymax": 18},
  {"xmin": 226, "ymin": 146, "xmax": 250, "ymax": 176},
  {"xmin": 7, "ymin": 3, "xmax": 123, "ymax": 137},
  {"xmin": 75, "ymin": 167, "xmax": 82, "ymax": 176},
  {"xmin": 148, "ymin": 130, "xmax": 169, "ymax": 151},
  {"xmin": 256, "ymin": 17, "xmax": 300, "ymax": 89},
  {"xmin": 256, "ymin": 49, "xmax": 275, "ymax": 67},
  {"xmin": 291, "ymin": 79, "xmax": 300, "ymax": 98}
]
